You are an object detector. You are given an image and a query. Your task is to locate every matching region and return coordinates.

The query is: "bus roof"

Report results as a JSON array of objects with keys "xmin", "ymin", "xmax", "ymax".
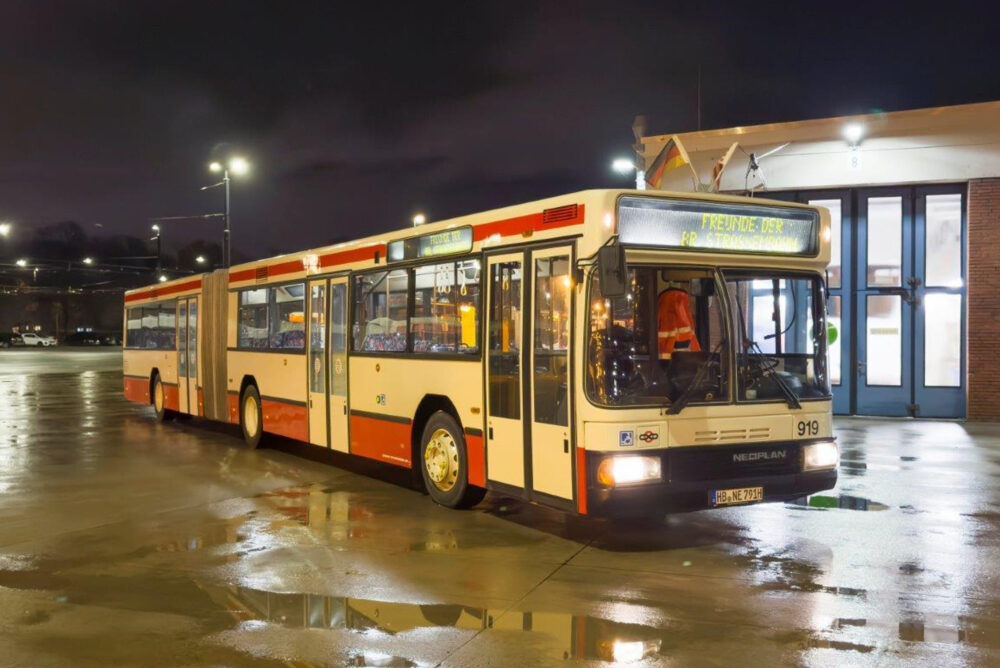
[{"xmin": 125, "ymin": 188, "xmax": 825, "ymax": 299}]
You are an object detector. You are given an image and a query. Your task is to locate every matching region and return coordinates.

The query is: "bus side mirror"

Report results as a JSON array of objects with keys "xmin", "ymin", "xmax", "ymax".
[{"xmin": 597, "ymin": 245, "xmax": 627, "ymax": 298}]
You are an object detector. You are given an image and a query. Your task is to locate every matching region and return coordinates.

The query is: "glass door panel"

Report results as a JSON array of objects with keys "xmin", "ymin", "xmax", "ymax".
[
  {"xmin": 529, "ymin": 248, "xmax": 573, "ymax": 500},
  {"xmin": 486, "ymin": 254, "xmax": 526, "ymax": 489},
  {"xmin": 188, "ymin": 298, "xmax": 198, "ymax": 416},
  {"xmin": 866, "ymin": 197, "xmax": 903, "ymax": 287},
  {"xmin": 864, "ymin": 295, "xmax": 902, "ymax": 386},
  {"xmin": 856, "ymin": 191, "xmax": 912, "ymax": 416},
  {"xmin": 913, "ymin": 187, "xmax": 966, "ymax": 417},
  {"xmin": 307, "ymin": 280, "xmax": 327, "ymax": 447},
  {"xmin": 328, "ymin": 278, "xmax": 349, "ymax": 452},
  {"xmin": 177, "ymin": 301, "xmax": 189, "ymax": 414}
]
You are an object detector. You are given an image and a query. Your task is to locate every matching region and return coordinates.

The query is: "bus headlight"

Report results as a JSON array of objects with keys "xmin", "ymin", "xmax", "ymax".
[
  {"xmin": 597, "ymin": 455, "xmax": 662, "ymax": 487},
  {"xmin": 802, "ymin": 441, "xmax": 839, "ymax": 471}
]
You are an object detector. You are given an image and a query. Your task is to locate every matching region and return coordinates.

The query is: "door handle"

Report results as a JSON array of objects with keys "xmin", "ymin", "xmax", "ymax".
[
  {"xmin": 563, "ymin": 438, "xmax": 569, "ymax": 454},
  {"xmin": 489, "ymin": 426, "xmax": 494, "ymax": 440}
]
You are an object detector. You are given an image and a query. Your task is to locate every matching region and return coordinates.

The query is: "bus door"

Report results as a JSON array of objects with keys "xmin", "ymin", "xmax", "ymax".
[
  {"xmin": 328, "ymin": 277, "xmax": 350, "ymax": 452},
  {"xmin": 177, "ymin": 297, "xmax": 197, "ymax": 415},
  {"xmin": 528, "ymin": 247, "xmax": 573, "ymax": 500},
  {"xmin": 486, "ymin": 253, "xmax": 526, "ymax": 489},
  {"xmin": 307, "ymin": 280, "xmax": 327, "ymax": 446}
]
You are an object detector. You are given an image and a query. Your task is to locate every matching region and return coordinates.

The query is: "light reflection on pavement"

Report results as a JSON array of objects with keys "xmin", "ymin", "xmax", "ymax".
[{"xmin": 1, "ymin": 349, "xmax": 999, "ymax": 666}]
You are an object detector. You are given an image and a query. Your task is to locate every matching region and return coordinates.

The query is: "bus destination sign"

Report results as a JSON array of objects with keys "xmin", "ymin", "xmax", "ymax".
[
  {"xmin": 617, "ymin": 196, "xmax": 819, "ymax": 256},
  {"xmin": 388, "ymin": 226, "xmax": 473, "ymax": 262}
]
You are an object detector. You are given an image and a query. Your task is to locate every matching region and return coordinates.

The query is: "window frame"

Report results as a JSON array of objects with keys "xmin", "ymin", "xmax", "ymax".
[
  {"xmin": 231, "ymin": 280, "xmax": 308, "ymax": 354},
  {"xmin": 124, "ymin": 299, "xmax": 178, "ymax": 350},
  {"xmin": 349, "ymin": 256, "xmax": 483, "ymax": 361}
]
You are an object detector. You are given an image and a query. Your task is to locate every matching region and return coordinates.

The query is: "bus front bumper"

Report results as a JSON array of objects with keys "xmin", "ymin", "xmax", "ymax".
[{"xmin": 584, "ymin": 440, "xmax": 838, "ymax": 518}]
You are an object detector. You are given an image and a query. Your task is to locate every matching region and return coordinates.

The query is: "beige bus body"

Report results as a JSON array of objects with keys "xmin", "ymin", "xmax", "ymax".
[{"xmin": 124, "ymin": 189, "xmax": 836, "ymax": 517}]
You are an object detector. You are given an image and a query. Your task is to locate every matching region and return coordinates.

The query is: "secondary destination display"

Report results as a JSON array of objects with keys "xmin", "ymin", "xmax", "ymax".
[
  {"xmin": 387, "ymin": 226, "xmax": 473, "ymax": 262},
  {"xmin": 617, "ymin": 196, "xmax": 819, "ymax": 256}
]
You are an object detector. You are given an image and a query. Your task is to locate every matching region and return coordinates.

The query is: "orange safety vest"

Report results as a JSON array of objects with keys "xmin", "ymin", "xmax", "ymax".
[{"xmin": 658, "ymin": 289, "xmax": 701, "ymax": 359}]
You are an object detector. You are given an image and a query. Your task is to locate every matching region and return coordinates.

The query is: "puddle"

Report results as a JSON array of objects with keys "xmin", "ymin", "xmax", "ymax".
[
  {"xmin": 200, "ymin": 582, "xmax": 666, "ymax": 663},
  {"xmin": 828, "ymin": 615, "xmax": 991, "ymax": 647},
  {"xmin": 787, "ymin": 494, "xmax": 889, "ymax": 512}
]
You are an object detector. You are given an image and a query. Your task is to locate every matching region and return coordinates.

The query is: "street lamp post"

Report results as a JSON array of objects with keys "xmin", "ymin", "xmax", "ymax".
[
  {"xmin": 151, "ymin": 224, "xmax": 162, "ymax": 274},
  {"xmin": 207, "ymin": 157, "xmax": 249, "ymax": 268}
]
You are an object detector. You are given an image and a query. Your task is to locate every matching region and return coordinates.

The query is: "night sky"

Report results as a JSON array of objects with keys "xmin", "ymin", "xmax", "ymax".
[{"xmin": 2, "ymin": 1, "xmax": 999, "ymax": 260}]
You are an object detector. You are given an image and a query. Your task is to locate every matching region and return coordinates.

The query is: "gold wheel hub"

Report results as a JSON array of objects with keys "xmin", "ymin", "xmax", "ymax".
[
  {"xmin": 154, "ymin": 381, "xmax": 164, "ymax": 412},
  {"xmin": 424, "ymin": 428, "xmax": 459, "ymax": 492}
]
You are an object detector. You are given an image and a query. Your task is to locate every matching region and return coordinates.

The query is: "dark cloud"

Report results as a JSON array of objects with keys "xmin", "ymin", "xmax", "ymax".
[{"xmin": 0, "ymin": 1, "xmax": 999, "ymax": 260}]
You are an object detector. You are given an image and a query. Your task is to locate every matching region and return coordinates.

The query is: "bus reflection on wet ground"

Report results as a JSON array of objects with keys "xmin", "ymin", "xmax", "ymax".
[{"xmin": 1, "ymin": 349, "xmax": 1000, "ymax": 666}]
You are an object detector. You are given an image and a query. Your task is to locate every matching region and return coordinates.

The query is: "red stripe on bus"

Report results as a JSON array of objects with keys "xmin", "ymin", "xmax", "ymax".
[
  {"xmin": 576, "ymin": 448, "xmax": 588, "ymax": 515},
  {"xmin": 261, "ymin": 398, "xmax": 309, "ymax": 442},
  {"xmin": 163, "ymin": 384, "xmax": 180, "ymax": 412},
  {"xmin": 227, "ymin": 392, "xmax": 240, "ymax": 424},
  {"xmin": 226, "ymin": 205, "xmax": 583, "ymax": 285},
  {"xmin": 123, "ymin": 377, "xmax": 149, "ymax": 404},
  {"xmin": 319, "ymin": 245, "xmax": 386, "ymax": 269},
  {"xmin": 349, "ymin": 414, "xmax": 412, "ymax": 468},
  {"xmin": 125, "ymin": 278, "xmax": 203, "ymax": 303},
  {"xmin": 197, "ymin": 388, "xmax": 204, "ymax": 417},
  {"xmin": 228, "ymin": 268, "xmax": 257, "ymax": 283},
  {"xmin": 465, "ymin": 432, "xmax": 485, "ymax": 487}
]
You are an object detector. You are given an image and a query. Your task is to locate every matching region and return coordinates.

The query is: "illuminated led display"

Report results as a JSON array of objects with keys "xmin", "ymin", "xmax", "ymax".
[{"xmin": 617, "ymin": 196, "xmax": 819, "ymax": 256}]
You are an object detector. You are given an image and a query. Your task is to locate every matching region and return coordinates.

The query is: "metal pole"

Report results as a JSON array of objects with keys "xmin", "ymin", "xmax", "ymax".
[
  {"xmin": 156, "ymin": 233, "xmax": 162, "ymax": 274},
  {"xmin": 224, "ymin": 169, "xmax": 231, "ymax": 267}
]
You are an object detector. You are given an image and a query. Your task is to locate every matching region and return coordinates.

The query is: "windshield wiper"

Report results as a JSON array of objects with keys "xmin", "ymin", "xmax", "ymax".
[
  {"xmin": 665, "ymin": 345, "xmax": 722, "ymax": 415},
  {"xmin": 745, "ymin": 341, "xmax": 801, "ymax": 409}
]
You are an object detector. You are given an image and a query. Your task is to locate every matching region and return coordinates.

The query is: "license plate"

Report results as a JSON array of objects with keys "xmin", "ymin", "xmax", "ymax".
[{"xmin": 712, "ymin": 486, "xmax": 764, "ymax": 506}]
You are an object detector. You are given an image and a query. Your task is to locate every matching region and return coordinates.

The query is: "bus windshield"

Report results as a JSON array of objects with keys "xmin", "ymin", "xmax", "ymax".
[
  {"xmin": 587, "ymin": 267, "xmax": 831, "ymax": 407},
  {"xmin": 724, "ymin": 271, "xmax": 831, "ymax": 402},
  {"xmin": 587, "ymin": 266, "xmax": 729, "ymax": 407}
]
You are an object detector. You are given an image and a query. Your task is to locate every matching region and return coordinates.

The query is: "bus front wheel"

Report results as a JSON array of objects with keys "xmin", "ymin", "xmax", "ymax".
[
  {"xmin": 240, "ymin": 385, "xmax": 264, "ymax": 449},
  {"xmin": 419, "ymin": 411, "xmax": 485, "ymax": 509}
]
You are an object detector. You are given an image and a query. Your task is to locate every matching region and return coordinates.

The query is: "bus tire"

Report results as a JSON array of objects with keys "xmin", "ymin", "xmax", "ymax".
[
  {"xmin": 240, "ymin": 385, "xmax": 264, "ymax": 449},
  {"xmin": 152, "ymin": 373, "xmax": 173, "ymax": 422},
  {"xmin": 419, "ymin": 411, "xmax": 486, "ymax": 509}
]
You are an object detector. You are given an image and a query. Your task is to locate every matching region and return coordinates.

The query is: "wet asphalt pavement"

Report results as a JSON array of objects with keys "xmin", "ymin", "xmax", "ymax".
[{"xmin": 1, "ymin": 349, "xmax": 999, "ymax": 667}]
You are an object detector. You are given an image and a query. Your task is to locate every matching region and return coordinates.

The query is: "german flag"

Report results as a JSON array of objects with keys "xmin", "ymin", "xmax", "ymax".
[{"xmin": 645, "ymin": 135, "xmax": 691, "ymax": 189}]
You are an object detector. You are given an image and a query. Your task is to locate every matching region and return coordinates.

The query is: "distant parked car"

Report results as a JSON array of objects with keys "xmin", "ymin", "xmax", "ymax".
[
  {"xmin": 64, "ymin": 331, "xmax": 102, "ymax": 346},
  {"xmin": 20, "ymin": 333, "xmax": 56, "ymax": 347},
  {"xmin": 0, "ymin": 333, "xmax": 23, "ymax": 348}
]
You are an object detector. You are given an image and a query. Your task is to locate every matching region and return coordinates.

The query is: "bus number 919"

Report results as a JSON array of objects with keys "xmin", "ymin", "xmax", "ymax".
[{"xmin": 797, "ymin": 420, "xmax": 820, "ymax": 437}]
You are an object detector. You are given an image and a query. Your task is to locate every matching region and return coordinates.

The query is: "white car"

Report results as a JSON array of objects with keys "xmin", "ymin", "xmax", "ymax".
[{"xmin": 21, "ymin": 333, "xmax": 56, "ymax": 347}]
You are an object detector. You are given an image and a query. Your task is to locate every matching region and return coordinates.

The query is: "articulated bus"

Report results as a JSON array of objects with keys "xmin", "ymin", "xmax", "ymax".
[{"xmin": 123, "ymin": 189, "xmax": 838, "ymax": 517}]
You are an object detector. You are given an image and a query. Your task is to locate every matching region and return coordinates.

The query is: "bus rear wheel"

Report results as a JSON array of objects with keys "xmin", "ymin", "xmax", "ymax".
[
  {"xmin": 419, "ymin": 411, "xmax": 485, "ymax": 509},
  {"xmin": 240, "ymin": 385, "xmax": 264, "ymax": 449},
  {"xmin": 152, "ymin": 373, "xmax": 173, "ymax": 422}
]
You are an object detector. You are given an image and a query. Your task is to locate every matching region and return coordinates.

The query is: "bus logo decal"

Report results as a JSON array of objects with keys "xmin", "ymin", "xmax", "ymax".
[
  {"xmin": 619, "ymin": 430, "xmax": 634, "ymax": 447},
  {"xmin": 638, "ymin": 430, "xmax": 659, "ymax": 443}
]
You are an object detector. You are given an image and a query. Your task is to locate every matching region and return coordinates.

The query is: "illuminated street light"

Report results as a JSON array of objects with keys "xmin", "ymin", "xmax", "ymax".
[
  {"xmin": 611, "ymin": 158, "xmax": 635, "ymax": 174},
  {"xmin": 82, "ymin": 257, "xmax": 94, "ymax": 265},
  {"xmin": 228, "ymin": 156, "xmax": 249, "ymax": 175},
  {"xmin": 158, "ymin": 275, "xmax": 168, "ymax": 283},
  {"xmin": 16, "ymin": 258, "xmax": 27, "ymax": 267},
  {"xmin": 412, "ymin": 213, "xmax": 427, "ymax": 226},
  {"xmin": 0, "ymin": 222, "xmax": 11, "ymax": 237},
  {"xmin": 195, "ymin": 255, "xmax": 206, "ymax": 264},
  {"xmin": 204, "ymin": 155, "xmax": 251, "ymax": 267}
]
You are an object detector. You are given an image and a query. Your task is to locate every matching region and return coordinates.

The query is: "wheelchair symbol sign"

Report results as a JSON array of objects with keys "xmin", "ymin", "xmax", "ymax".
[{"xmin": 619, "ymin": 430, "xmax": 634, "ymax": 447}]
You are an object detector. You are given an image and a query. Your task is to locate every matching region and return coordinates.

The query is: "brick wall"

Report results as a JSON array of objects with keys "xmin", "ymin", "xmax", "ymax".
[{"xmin": 967, "ymin": 178, "xmax": 1000, "ymax": 421}]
